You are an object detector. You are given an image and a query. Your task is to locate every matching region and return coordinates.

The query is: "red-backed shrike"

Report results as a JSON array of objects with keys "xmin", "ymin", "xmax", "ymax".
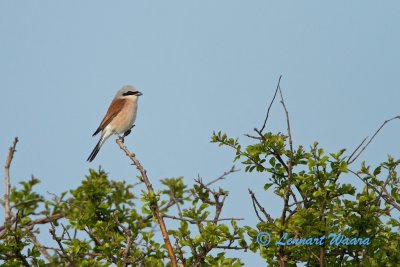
[{"xmin": 87, "ymin": 85, "xmax": 142, "ymax": 162}]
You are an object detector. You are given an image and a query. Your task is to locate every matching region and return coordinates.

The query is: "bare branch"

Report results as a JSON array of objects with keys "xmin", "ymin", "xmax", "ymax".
[
  {"xmin": 206, "ymin": 165, "xmax": 239, "ymax": 187},
  {"xmin": 61, "ymin": 223, "xmax": 72, "ymax": 241},
  {"xmin": 164, "ymin": 214, "xmax": 243, "ymax": 224},
  {"xmin": 4, "ymin": 137, "xmax": 18, "ymax": 224},
  {"xmin": 116, "ymin": 138, "xmax": 178, "ymax": 267},
  {"xmin": 213, "ymin": 193, "xmax": 228, "ymax": 223},
  {"xmin": 277, "ymin": 79, "xmax": 294, "ymax": 221},
  {"xmin": 248, "ymin": 189, "xmax": 273, "ymax": 223},
  {"xmin": 349, "ymin": 169, "xmax": 400, "ymax": 212},
  {"xmin": 108, "ymin": 215, "xmax": 140, "ymax": 265},
  {"xmin": 243, "ymin": 133, "xmax": 263, "ymax": 140},
  {"xmin": 0, "ymin": 212, "xmax": 65, "ymax": 239},
  {"xmin": 157, "ymin": 165, "xmax": 237, "ymax": 223},
  {"xmin": 347, "ymin": 136, "xmax": 368, "ymax": 164},
  {"xmin": 216, "ymin": 245, "xmax": 247, "ymax": 250},
  {"xmin": 49, "ymin": 222, "xmax": 75, "ymax": 267},
  {"xmin": 175, "ymin": 238, "xmax": 187, "ymax": 267},
  {"xmin": 84, "ymin": 227, "xmax": 102, "ymax": 247},
  {"xmin": 10, "ymin": 198, "xmax": 44, "ymax": 209},
  {"xmin": 348, "ymin": 116, "xmax": 400, "ymax": 164},
  {"xmin": 194, "ymin": 175, "xmax": 230, "ymax": 224},
  {"xmin": 28, "ymin": 230, "xmax": 52, "ymax": 262},
  {"xmin": 123, "ymin": 232, "xmax": 133, "ymax": 265},
  {"xmin": 12, "ymin": 210, "xmax": 31, "ymax": 267},
  {"xmin": 273, "ymin": 83, "xmax": 295, "ymax": 267},
  {"xmin": 277, "ymin": 81, "xmax": 294, "ymax": 172},
  {"xmin": 255, "ymin": 75, "xmax": 282, "ymax": 136}
]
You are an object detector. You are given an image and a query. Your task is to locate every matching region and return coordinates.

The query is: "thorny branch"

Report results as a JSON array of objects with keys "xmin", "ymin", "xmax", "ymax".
[{"xmin": 116, "ymin": 138, "xmax": 178, "ymax": 267}]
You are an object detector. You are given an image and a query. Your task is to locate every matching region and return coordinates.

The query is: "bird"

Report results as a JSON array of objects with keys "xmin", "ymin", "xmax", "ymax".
[{"xmin": 87, "ymin": 85, "xmax": 142, "ymax": 162}]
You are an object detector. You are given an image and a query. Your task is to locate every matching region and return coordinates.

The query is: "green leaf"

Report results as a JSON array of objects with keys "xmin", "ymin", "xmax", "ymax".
[
  {"xmin": 264, "ymin": 183, "xmax": 273, "ymax": 191},
  {"xmin": 373, "ymin": 166, "xmax": 382, "ymax": 176}
]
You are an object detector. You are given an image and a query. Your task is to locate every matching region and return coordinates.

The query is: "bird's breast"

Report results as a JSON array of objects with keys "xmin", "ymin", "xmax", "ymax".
[{"xmin": 109, "ymin": 100, "xmax": 138, "ymax": 134}]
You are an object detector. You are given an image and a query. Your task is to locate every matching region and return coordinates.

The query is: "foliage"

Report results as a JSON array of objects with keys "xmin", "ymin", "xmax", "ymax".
[
  {"xmin": 211, "ymin": 130, "xmax": 400, "ymax": 266},
  {"xmin": 1, "ymin": 117, "xmax": 399, "ymax": 266},
  {"xmin": 0, "ymin": 168, "xmax": 246, "ymax": 266}
]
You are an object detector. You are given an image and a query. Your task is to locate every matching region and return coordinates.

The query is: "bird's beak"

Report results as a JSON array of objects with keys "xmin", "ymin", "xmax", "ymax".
[{"xmin": 136, "ymin": 91, "xmax": 143, "ymax": 96}]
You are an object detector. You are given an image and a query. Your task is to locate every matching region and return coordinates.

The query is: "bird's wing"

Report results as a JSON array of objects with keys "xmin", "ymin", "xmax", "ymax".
[{"xmin": 92, "ymin": 98, "xmax": 126, "ymax": 136}]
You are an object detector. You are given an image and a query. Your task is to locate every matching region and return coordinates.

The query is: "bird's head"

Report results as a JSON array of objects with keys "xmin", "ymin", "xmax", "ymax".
[{"xmin": 116, "ymin": 85, "xmax": 143, "ymax": 100}]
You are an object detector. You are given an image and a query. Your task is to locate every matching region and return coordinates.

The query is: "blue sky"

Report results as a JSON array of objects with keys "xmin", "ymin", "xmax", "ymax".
[{"xmin": 1, "ymin": 1, "xmax": 400, "ymax": 265}]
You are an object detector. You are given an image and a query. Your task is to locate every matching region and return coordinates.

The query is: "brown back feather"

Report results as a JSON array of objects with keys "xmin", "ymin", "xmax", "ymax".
[{"xmin": 92, "ymin": 98, "xmax": 126, "ymax": 136}]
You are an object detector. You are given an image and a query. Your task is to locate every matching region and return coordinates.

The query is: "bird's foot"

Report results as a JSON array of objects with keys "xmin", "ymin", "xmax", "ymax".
[
  {"xmin": 123, "ymin": 130, "xmax": 131, "ymax": 138},
  {"xmin": 122, "ymin": 125, "xmax": 135, "ymax": 139},
  {"xmin": 118, "ymin": 125, "xmax": 136, "ymax": 143}
]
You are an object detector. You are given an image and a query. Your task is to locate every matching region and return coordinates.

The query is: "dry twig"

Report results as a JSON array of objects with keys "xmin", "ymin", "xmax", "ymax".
[
  {"xmin": 277, "ymin": 77, "xmax": 295, "ymax": 267},
  {"xmin": 349, "ymin": 169, "xmax": 400, "ymax": 212},
  {"xmin": 254, "ymin": 75, "xmax": 282, "ymax": 136},
  {"xmin": 28, "ymin": 230, "xmax": 52, "ymax": 262},
  {"xmin": 0, "ymin": 212, "xmax": 65, "ymax": 238},
  {"xmin": 348, "ymin": 116, "xmax": 400, "ymax": 164},
  {"xmin": 163, "ymin": 214, "xmax": 243, "ymax": 224},
  {"xmin": 206, "ymin": 165, "xmax": 239, "ymax": 187},
  {"xmin": 248, "ymin": 189, "xmax": 273, "ymax": 223},
  {"xmin": 4, "ymin": 137, "xmax": 18, "ymax": 224},
  {"xmin": 49, "ymin": 222, "xmax": 75, "ymax": 267}
]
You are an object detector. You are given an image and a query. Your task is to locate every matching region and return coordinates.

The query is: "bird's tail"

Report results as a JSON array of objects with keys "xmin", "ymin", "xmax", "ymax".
[{"xmin": 87, "ymin": 134, "xmax": 108, "ymax": 162}]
